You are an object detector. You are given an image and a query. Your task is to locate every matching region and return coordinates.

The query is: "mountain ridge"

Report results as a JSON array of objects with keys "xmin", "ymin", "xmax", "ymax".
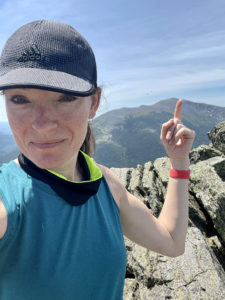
[{"xmin": 93, "ymin": 98, "xmax": 225, "ymax": 167}]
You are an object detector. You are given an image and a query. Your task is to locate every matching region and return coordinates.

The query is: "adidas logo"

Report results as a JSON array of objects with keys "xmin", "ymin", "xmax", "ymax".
[{"xmin": 18, "ymin": 44, "xmax": 42, "ymax": 62}]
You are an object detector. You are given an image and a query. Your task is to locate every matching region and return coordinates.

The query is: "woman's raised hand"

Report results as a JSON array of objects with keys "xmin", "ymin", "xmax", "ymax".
[{"xmin": 160, "ymin": 99, "xmax": 195, "ymax": 164}]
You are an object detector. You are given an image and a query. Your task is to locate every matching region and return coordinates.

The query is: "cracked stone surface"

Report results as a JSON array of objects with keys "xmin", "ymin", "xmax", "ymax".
[
  {"xmin": 189, "ymin": 145, "xmax": 223, "ymax": 164},
  {"xmin": 190, "ymin": 160, "xmax": 225, "ymax": 244},
  {"xmin": 124, "ymin": 228, "xmax": 225, "ymax": 299}
]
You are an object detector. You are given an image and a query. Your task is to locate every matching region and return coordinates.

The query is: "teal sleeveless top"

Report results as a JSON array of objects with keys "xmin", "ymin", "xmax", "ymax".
[{"xmin": 0, "ymin": 157, "xmax": 127, "ymax": 299}]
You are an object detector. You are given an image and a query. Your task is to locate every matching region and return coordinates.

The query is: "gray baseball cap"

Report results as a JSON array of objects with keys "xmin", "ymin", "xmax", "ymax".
[{"xmin": 0, "ymin": 20, "xmax": 97, "ymax": 96}]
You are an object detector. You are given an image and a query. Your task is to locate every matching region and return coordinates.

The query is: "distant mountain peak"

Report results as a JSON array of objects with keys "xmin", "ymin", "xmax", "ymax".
[{"xmin": 93, "ymin": 98, "xmax": 225, "ymax": 167}]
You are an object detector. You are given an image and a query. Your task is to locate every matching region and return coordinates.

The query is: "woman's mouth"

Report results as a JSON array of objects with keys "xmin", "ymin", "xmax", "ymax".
[{"xmin": 31, "ymin": 140, "xmax": 65, "ymax": 149}]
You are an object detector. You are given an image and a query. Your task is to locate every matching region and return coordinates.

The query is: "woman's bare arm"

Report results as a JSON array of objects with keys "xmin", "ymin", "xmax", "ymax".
[
  {"xmin": 100, "ymin": 165, "xmax": 189, "ymax": 257},
  {"xmin": 99, "ymin": 100, "xmax": 195, "ymax": 258}
]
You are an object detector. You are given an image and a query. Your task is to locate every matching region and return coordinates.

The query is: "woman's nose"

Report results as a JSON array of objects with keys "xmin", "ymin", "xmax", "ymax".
[{"xmin": 31, "ymin": 105, "xmax": 58, "ymax": 133}]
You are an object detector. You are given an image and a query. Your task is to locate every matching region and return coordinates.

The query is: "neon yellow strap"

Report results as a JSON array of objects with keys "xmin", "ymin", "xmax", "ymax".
[{"xmin": 47, "ymin": 151, "xmax": 102, "ymax": 183}]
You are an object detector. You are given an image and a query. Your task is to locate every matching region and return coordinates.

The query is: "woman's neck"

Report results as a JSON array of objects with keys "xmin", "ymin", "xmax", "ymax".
[{"xmin": 15, "ymin": 152, "xmax": 84, "ymax": 182}]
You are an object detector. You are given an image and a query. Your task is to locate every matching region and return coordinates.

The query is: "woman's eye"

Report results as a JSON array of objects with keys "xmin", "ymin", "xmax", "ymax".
[
  {"xmin": 59, "ymin": 95, "xmax": 78, "ymax": 102},
  {"xmin": 10, "ymin": 96, "xmax": 28, "ymax": 104}
]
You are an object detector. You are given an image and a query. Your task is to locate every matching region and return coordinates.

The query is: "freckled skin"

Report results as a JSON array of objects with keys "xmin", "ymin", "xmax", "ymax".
[{"xmin": 5, "ymin": 88, "xmax": 100, "ymax": 180}]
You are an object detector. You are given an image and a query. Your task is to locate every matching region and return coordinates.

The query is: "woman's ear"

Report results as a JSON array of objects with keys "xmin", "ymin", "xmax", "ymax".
[{"xmin": 89, "ymin": 87, "xmax": 101, "ymax": 119}]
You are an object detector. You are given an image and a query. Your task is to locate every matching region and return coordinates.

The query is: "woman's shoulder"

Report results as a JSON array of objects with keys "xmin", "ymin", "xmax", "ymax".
[
  {"xmin": 0, "ymin": 159, "xmax": 17, "ymax": 173},
  {"xmin": 0, "ymin": 159, "xmax": 19, "ymax": 190},
  {"xmin": 0, "ymin": 160, "xmax": 18, "ymax": 239},
  {"xmin": 97, "ymin": 164, "xmax": 126, "ymax": 208},
  {"xmin": 0, "ymin": 197, "xmax": 7, "ymax": 239}
]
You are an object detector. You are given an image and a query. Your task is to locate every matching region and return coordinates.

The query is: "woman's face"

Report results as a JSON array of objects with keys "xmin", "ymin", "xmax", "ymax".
[{"xmin": 5, "ymin": 88, "xmax": 100, "ymax": 171}]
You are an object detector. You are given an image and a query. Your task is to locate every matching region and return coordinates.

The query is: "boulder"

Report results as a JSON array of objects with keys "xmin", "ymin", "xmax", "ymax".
[
  {"xmin": 190, "ymin": 160, "xmax": 225, "ymax": 244},
  {"xmin": 153, "ymin": 157, "xmax": 170, "ymax": 186},
  {"xmin": 124, "ymin": 227, "xmax": 225, "ymax": 299},
  {"xmin": 189, "ymin": 144, "xmax": 223, "ymax": 164},
  {"xmin": 142, "ymin": 161, "xmax": 165, "ymax": 216},
  {"xmin": 208, "ymin": 121, "xmax": 225, "ymax": 154}
]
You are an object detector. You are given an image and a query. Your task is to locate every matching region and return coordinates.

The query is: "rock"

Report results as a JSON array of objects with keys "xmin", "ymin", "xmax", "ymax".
[
  {"xmin": 123, "ymin": 279, "xmax": 138, "ymax": 299},
  {"xmin": 128, "ymin": 165, "xmax": 144, "ymax": 199},
  {"xmin": 110, "ymin": 167, "xmax": 132, "ymax": 188},
  {"xmin": 153, "ymin": 157, "xmax": 170, "ymax": 186},
  {"xmin": 190, "ymin": 160, "xmax": 225, "ymax": 244},
  {"xmin": 208, "ymin": 121, "xmax": 225, "ymax": 153},
  {"xmin": 190, "ymin": 145, "xmax": 223, "ymax": 164},
  {"xmin": 142, "ymin": 161, "xmax": 165, "ymax": 216},
  {"xmin": 188, "ymin": 192, "xmax": 209, "ymax": 234},
  {"xmin": 207, "ymin": 156, "xmax": 225, "ymax": 180},
  {"xmin": 124, "ymin": 228, "xmax": 225, "ymax": 299}
]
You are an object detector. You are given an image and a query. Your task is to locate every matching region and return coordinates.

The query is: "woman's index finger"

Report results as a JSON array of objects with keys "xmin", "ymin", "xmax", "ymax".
[{"xmin": 174, "ymin": 99, "xmax": 183, "ymax": 121}]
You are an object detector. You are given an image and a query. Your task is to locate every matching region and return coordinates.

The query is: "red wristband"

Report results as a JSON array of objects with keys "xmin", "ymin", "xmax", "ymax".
[{"xmin": 169, "ymin": 169, "xmax": 190, "ymax": 179}]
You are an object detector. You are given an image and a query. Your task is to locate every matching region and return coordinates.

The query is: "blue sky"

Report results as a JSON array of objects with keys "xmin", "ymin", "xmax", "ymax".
[{"xmin": 0, "ymin": 0, "xmax": 225, "ymax": 121}]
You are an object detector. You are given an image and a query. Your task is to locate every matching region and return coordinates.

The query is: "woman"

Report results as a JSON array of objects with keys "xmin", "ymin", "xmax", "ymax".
[{"xmin": 0, "ymin": 20, "xmax": 195, "ymax": 299}]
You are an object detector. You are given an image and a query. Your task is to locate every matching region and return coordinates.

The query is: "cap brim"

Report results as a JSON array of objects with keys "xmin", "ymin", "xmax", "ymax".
[{"xmin": 0, "ymin": 68, "xmax": 96, "ymax": 96}]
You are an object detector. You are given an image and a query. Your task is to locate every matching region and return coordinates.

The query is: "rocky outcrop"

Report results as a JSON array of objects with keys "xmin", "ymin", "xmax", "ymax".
[
  {"xmin": 111, "ymin": 121, "xmax": 225, "ymax": 299},
  {"xmin": 124, "ymin": 228, "xmax": 225, "ymax": 299},
  {"xmin": 208, "ymin": 121, "xmax": 225, "ymax": 154}
]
